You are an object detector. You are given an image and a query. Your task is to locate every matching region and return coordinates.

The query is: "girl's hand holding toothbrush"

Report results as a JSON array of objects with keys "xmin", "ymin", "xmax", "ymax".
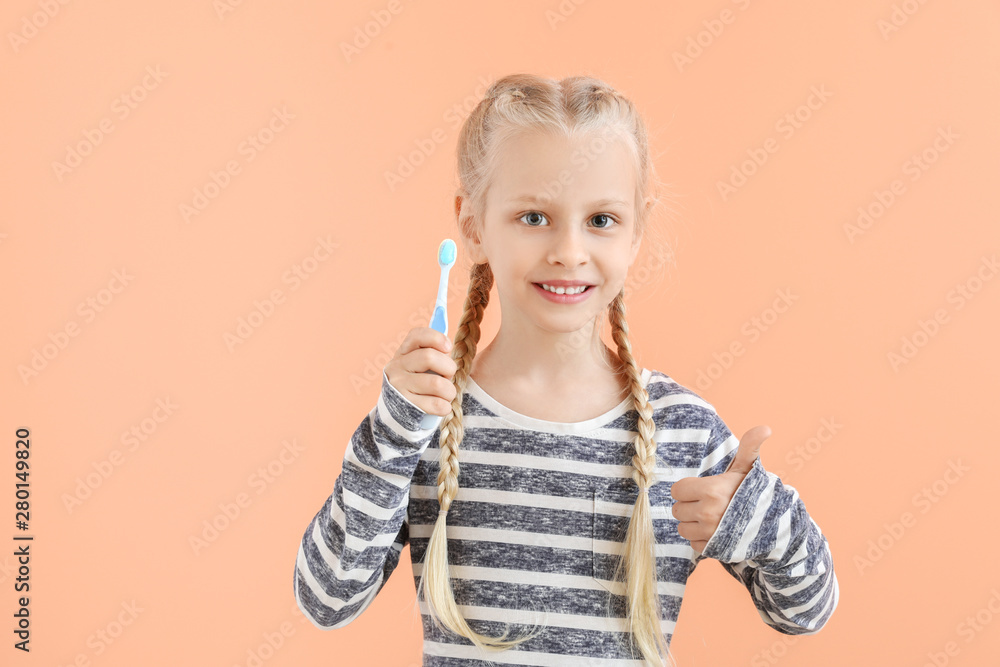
[
  {"xmin": 386, "ymin": 239, "xmax": 458, "ymax": 430},
  {"xmin": 385, "ymin": 327, "xmax": 458, "ymax": 420}
]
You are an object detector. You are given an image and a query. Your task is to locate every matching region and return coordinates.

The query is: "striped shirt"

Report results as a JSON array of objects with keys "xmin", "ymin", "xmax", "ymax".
[{"xmin": 294, "ymin": 367, "xmax": 839, "ymax": 665}]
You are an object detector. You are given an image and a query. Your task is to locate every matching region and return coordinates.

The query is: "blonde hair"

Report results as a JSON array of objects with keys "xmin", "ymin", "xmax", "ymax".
[{"xmin": 416, "ymin": 73, "xmax": 678, "ymax": 666}]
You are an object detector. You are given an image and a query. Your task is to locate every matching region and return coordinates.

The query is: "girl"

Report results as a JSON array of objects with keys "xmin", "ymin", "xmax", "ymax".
[{"xmin": 294, "ymin": 73, "xmax": 838, "ymax": 666}]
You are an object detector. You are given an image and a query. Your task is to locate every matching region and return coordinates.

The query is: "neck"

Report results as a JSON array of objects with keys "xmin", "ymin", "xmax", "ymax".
[{"xmin": 474, "ymin": 316, "xmax": 626, "ymax": 392}]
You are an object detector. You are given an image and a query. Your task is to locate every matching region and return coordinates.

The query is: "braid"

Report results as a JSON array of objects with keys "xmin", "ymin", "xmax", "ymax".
[
  {"xmin": 608, "ymin": 288, "xmax": 677, "ymax": 667},
  {"xmin": 417, "ymin": 263, "xmax": 543, "ymax": 652}
]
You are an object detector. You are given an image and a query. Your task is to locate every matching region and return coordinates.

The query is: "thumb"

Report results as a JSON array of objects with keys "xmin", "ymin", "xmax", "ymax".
[{"xmin": 724, "ymin": 425, "xmax": 772, "ymax": 475}]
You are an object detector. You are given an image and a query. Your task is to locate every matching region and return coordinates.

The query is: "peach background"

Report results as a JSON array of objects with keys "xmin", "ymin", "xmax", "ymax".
[{"xmin": 2, "ymin": 1, "xmax": 999, "ymax": 665}]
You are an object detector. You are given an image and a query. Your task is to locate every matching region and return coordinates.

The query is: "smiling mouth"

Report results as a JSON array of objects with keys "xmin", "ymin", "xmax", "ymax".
[{"xmin": 534, "ymin": 283, "xmax": 594, "ymax": 295}]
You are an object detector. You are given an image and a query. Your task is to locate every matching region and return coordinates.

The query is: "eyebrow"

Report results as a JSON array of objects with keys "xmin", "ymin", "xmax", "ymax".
[{"xmin": 508, "ymin": 194, "xmax": 630, "ymax": 209}]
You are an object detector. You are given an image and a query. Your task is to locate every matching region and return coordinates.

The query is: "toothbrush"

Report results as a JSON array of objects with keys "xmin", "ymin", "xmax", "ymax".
[{"xmin": 419, "ymin": 239, "xmax": 457, "ymax": 430}]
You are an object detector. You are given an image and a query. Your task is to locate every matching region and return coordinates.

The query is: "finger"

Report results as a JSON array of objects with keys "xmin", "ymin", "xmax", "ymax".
[
  {"xmin": 406, "ymin": 346, "xmax": 458, "ymax": 379},
  {"xmin": 395, "ymin": 334, "xmax": 457, "ymax": 376},
  {"xmin": 432, "ymin": 329, "xmax": 455, "ymax": 354},
  {"xmin": 676, "ymin": 520, "xmax": 714, "ymax": 543},
  {"xmin": 398, "ymin": 327, "xmax": 453, "ymax": 357},
  {"xmin": 724, "ymin": 424, "xmax": 772, "ymax": 475},
  {"xmin": 670, "ymin": 499, "xmax": 694, "ymax": 522},
  {"xmin": 668, "ymin": 477, "xmax": 707, "ymax": 502},
  {"xmin": 408, "ymin": 369, "xmax": 457, "ymax": 403},
  {"xmin": 403, "ymin": 375, "xmax": 456, "ymax": 416}
]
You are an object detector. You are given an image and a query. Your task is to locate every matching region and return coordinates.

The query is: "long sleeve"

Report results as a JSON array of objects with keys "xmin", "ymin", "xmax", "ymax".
[
  {"xmin": 293, "ymin": 369, "xmax": 438, "ymax": 629},
  {"xmin": 696, "ymin": 415, "xmax": 839, "ymax": 635}
]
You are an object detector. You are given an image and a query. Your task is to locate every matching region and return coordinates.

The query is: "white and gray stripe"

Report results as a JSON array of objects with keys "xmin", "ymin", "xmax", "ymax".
[{"xmin": 294, "ymin": 368, "xmax": 839, "ymax": 664}]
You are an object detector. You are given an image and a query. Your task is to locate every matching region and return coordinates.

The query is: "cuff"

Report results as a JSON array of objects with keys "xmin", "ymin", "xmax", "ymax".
[
  {"xmin": 379, "ymin": 369, "xmax": 438, "ymax": 435},
  {"xmin": 699, "ymin": 457, "xmax": 772, "ymax": 563}
]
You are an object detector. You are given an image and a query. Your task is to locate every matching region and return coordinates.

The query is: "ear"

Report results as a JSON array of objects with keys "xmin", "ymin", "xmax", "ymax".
[{"xmin": 456, "ymin": 194, "xmax": 488, "ymax": 264}]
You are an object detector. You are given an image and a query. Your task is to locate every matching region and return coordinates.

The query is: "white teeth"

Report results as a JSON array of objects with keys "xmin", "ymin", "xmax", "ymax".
[{"xmin": 541, "ymin": 283, "xmax": 588, "ymax": 295}]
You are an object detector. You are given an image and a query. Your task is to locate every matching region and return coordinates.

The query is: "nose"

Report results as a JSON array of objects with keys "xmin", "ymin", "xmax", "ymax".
[{"xmin": 547, "ymin": 224, "xmax": 589, "ymax": 268}]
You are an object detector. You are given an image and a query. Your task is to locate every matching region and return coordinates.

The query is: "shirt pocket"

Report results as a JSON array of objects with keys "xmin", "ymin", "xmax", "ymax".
[{"xmin": 593, "ymin": 485, "xmax": 671, "ymax": 595}]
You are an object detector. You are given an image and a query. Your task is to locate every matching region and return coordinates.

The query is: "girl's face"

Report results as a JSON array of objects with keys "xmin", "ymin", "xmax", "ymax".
[{"xmin": 463, "ymin": 127, "xmax": 643, "ymax": 339}]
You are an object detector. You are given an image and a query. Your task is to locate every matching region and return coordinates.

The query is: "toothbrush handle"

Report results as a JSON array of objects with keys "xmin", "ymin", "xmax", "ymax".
[
  {"xmin": 419, "ymin": 305, "xmax": 449, "ymax": 430},
  {"xmin": 429, "ymin": 305, "xmax": 447, "ymax": 335},
  {"xmin": 419, "ymin": 407, "xmax": 444, "ymax": 429}
]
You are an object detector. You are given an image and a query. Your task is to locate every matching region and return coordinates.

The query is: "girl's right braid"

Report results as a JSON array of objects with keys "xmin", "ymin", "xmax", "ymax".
[{"xmin": 436, "ymin": 262, "xmax": 493, "ymax": 513}]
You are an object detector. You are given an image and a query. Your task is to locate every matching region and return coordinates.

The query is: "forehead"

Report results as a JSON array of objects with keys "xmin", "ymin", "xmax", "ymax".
[{"xmin": 488, "ymin": 128, "xmax": 636, "ymax": 206}]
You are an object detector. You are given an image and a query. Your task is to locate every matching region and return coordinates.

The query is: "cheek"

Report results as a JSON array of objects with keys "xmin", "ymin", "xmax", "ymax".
[{"xmin": 605, "ymin": 265, "xmax": 629, "ymax": 288}]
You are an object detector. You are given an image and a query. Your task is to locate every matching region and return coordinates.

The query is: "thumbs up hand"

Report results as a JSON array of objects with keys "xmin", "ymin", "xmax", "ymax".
[{"xmin": 669, "ymin": 425, "xmax": 772, "ymax": 554}]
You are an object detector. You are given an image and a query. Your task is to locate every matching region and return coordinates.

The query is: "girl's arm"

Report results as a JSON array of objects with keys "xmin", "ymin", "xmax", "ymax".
[
  {"xmin": 696, "ymin": 417, "xmax": 840, "ymax": 635},
  {"xmin": 293, "ymin": 369, "xmax": 438, "ymax": 629}
]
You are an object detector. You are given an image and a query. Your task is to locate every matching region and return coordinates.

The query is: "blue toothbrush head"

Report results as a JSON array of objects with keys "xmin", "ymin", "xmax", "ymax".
[{"xmin": 438, "ymin": 239, "xmax": 457, "ymax": 268}]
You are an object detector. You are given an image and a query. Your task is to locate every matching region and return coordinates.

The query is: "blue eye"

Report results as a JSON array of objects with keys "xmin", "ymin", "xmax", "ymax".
[
  {"xmin": 591, "ymin": 214, "xmax": 616, "ymax": 229},
  {"xmin": 519, "ymin": 211, "xmax": 547, "ymax": 226},
  {"xmin": 517, "ymin": 212, "xmax": 619, "ymax": 228}
]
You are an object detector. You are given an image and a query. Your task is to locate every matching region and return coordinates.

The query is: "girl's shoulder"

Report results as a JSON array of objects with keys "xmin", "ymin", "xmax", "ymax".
[
  {"xmin": 644, "ymin": 368, "xmax": 726, "ymax": 429},
  {"xmin": 644, "ymin": 368, "xmax": 712, "ymax": 403}
]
